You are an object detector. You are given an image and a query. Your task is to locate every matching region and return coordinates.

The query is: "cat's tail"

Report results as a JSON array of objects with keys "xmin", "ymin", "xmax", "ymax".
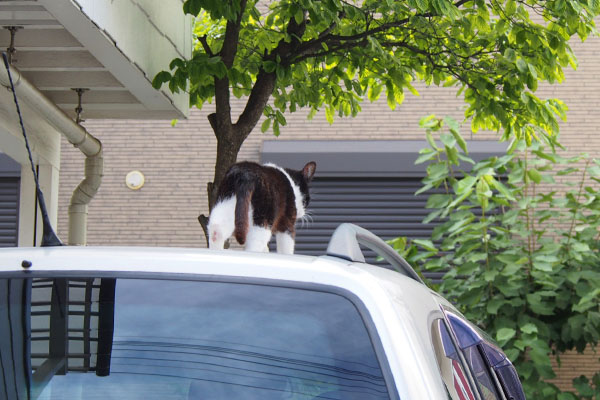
[{"xmin": 233, "ymin": 182, "xmax": 254, "ymax": 245}]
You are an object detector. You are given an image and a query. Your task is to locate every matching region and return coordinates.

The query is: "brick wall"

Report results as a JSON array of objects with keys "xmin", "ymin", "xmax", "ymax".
[{"xmin": 57, "ymin": 27, "xmax": 600, "ymax": 391}]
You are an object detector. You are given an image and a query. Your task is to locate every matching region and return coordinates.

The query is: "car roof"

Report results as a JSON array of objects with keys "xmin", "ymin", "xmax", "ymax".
[
  {"xmin": 0, "ymin": 245, "xmax": 445, "ymax": 348},
  {"xmin": 0, "ymin": 245, "xmax": 424, "ymax": 291}
]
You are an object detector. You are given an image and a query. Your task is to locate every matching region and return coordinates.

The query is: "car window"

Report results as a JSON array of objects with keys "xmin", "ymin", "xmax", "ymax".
[
  {"xmin": 430, "ymin": 319, "xmax": 477, "ymax": 400},
  {"xmin": 461, "ymin": 345, "xmax": 501, "ymax": 400},
  {"xmin": 1, "ymin": 277, "xmax": 391, "ymax": 400}
]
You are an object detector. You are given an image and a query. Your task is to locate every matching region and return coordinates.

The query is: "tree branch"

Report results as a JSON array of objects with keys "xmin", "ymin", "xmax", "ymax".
[
  {"xmin": 199, "ymin": 35, "xmax": 214, "ymax": 57},
  {"xmin": 234, "ymin": 13, "xmax": 307, "ymax": 137},
  {"xmin": 289, "ymin": 0, "xmax": 472, "ymax": 65},
  {"xmin": 234, "ymin": 70, "xmax": 277, "ymax": 137},
  {"xmin": 219, "ymin": 0, "xmax": 248, "ymax": 68},
  {"xmin": 213, "ymin": 0, "xmax": 249, "ymax": 136}
]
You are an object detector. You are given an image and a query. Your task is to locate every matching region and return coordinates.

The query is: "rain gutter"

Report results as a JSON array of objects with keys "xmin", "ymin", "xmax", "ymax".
[{"xmin": 0, "ymin": 63, "xmax": 103, "ymax": 245}]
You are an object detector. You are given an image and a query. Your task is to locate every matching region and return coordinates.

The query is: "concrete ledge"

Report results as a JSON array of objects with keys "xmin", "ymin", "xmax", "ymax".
[{"xmin": 262, "ymin": 140, "xmax": 508, "ymax": 177}]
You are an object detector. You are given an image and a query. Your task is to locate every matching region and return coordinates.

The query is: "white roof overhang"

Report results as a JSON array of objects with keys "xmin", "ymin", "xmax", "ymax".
[{"xmin": 0, "ymin": 0, "xmax": 191, "ymax": 120}]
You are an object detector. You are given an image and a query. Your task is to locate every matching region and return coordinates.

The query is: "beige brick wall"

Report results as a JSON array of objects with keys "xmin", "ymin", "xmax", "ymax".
[
  {"xmin": 57, "ymin": 27, "xmax": 600, "ymax": 391},
  {"xmin": 550, "ymin": 345, "xmax": 599, "ymax": 392}
]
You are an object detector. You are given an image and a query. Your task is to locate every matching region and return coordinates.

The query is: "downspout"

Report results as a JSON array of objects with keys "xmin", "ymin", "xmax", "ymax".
[{"xmin": 0, "ymin": 63, "xmax": 103, "ymax": 245}]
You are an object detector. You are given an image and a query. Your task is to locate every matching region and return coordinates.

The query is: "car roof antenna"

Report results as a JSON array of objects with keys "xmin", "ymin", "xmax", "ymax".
[{"xmin": 2, "ymin": 52, "xmax": 62, "ymax": 247}]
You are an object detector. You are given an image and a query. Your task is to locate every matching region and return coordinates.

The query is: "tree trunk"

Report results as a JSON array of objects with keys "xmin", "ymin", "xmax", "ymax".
[
  {"xmin": 198, "ymin": 115, "xmax": 243, "ymax": 245},
  {"xmin": 210, "ymin": 132, "xmax": 242, "ymax": 209}
]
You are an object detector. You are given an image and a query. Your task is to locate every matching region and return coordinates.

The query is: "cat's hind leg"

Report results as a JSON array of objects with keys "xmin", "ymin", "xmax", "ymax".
[
  {"xmin": 245, "ymin": 226, "xmax": 272, "ymax": 252},
  {"xmin": 275, "ymin": 232, "xmax": 295, "ymax": 255},
  {"xmin": 208, "ymin": 196, "xmax": 236, "ymax": 250}
]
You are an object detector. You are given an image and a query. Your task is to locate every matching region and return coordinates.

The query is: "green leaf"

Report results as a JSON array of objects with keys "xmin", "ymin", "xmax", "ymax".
[
  {"xmin": 275, "ymin": 111, "xmax": 286, "ymax": 126},
  {"xmin": 533, "ymin": 150, "xmax": 556, "ymax": 163},
  {"xmin": 455, "ymin": 176, "xmax": 477, "ymax": 194},
  {"xmin": 443, "ymin": 116, "xmax": 460, "ymax": 133},
  {"xmin": 368, "ymin": 84, "xmax": 383, "ymax": 101},
  {"xmin": 457, "ymin": 153, "xmax": 475, "ymax": 164},
  {"xmin": 325, "ymin": 106, "xmax": 334, "ymax": 124},
  {"xmin": 588, "ymin": 165, "xmax": 600, "ymax": 176},
  {"xmin": 169, "ymin": 58, "xmax": 186, "ymax": 70},
  {"xmin": 487, "ymin": 298, "xmax": 505, "ymax": 314},
  {"xmin": 415, "ymin": 0, "xmax": 428, "ymax": 12},
  {"xmin": 420, "ymin": 114, "xmax": 440, "ymax": 129},
  {"xmin": 557, "ymin": 392, "xmax": 578, "ymax": 400},
  {"xmin": 440, "ymin": 133, "xmax": 456, "ymax": 148},
  {"xmin": 501, "ymin": 263, "xmax": 521, "ymax": 276},
  {"xmin": 572, "ymin": 242, "xmax": 590, "ymax": 252},
  {"xmin": 386, "ymin": 81, "xmax": 397, "ymax": 110},
  {"xmin": 412, "ymin": 239, "xmax": 437, "ymax": 252},
  {"xmin": 427, "ymin": 163, "xmax": 449, "ymax": 180},
  {"xmin": 573, "ymin": 288, "xmax": 600, "ymax": 312},
  {"xmin": 446, "ymin": 188, "xmax": 473, "ymax": 211},
  {"xmin": 152, "ymin": 71, "xmax": 172, "ymax": 89},
  {"xmin": 476, "ymin": 177, "xmax": 491, "ymax": 197},
  {"xmin": 293, "ymin": 6, "xmax": 304, "ymax": 25},
  {"xmin": 527, "ymin": 293, "xmax": 555, "ymax": 315},
  {"xmin": 484, "ymin": 269, "xmax": 498, "ymax": 282},
  {"xmin": 516, "ymin": 58, "xmax": 528, "ymax": 73},
  {"xmin": 573, "ymin": 376, "xmax": 595, "ymax": 397},
  {"xmin": 260, "ymin": 118, "xmax": 271, "ymax": 133},
  {"xmin": 425, "ymin": 194, "xmax": 451, "ymax": 208},
  {"xmin": 415, "ymin": 151, "xmax": 438, "ymax": 165},
  {"xmin": 497, "ymin": 327, "xmax": 516, "ymax": 342},
  {"xmin": 446, "ymin": 146, "xmax": 459, "ymax": 166},
  {"xmin": 183, "ymin": 0, "xmax": 202, "ymax": 16},
  {"xmin": 415, "ymin": 183, "xmax": 434, "ymax": 196},
  {"xmin": 521, "ymin": 323, "xmax": 538, "ymax": 334},
  {"xmin": 263, "ymin": 60, "xmax": 276, "ymax": 73},
  {"xmin": 489, "ymin": 179, "xmax": 516, "ymax": 201},
  {"xmin": 449, "ymin": 128, "xmax": 468, "ymax": 154},
  {"xmin": 425, "ymin": 131, "xmax": 439, "ymax": 151},
  {"xmin": 504, "ymin": 48, "xmax": 516, "ymax": 62},
  {"xmin": 505, "ymin": 0, "xmax": 517, "ymax": 15},
  {"xmin": 532, "ymin": 261, "xmax": 553, "ymax": 272},
  {"xmin": 527, "ymin": 168, "xmax": 542, "ymax": 184}
]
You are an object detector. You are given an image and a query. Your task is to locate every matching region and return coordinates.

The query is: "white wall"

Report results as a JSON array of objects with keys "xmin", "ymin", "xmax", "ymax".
[{"xmin": 74, "ymin": 0, "xmax": 192, "ymax": 115}]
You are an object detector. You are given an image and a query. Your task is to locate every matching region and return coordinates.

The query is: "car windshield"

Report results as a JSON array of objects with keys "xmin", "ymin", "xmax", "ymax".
[{"xmin": 0, "ymin": 277, "xmax": 391, "ymax": 400}]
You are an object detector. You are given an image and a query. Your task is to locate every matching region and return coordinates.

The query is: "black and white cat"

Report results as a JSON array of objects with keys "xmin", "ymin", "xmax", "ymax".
[{"xmin": 208, "ymin": 161, "xmax": 316, "ymax": 254}]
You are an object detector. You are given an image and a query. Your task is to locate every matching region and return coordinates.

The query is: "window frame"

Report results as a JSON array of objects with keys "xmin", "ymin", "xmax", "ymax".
[
  {"xmin": 431, "ymin": 317, "xmax": 484, "ymax": 400},
  {"xmin": 441, "ymin": 309, "xmax": 510, "ymax": 400}
]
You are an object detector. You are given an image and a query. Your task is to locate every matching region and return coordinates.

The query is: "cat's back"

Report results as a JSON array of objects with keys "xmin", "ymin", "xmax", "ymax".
[
  {"xmin": 217, "ymin": 162, "xmax": 286, "ymax": 199},
  {"xmin": 225, "ymin": 161, "xmax": 263, "ymax": 179}
]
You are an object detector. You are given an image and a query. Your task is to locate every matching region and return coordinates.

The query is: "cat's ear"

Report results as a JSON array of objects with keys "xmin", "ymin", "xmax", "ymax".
[{"xmin": 302, "ymin": 162, "xmax": 316, "ymax": 182}]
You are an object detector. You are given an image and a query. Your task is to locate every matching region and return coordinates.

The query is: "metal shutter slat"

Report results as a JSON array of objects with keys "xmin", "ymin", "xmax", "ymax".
[
  {"xmin": 293, "ymin": 177, "xmax": 443, "ymax": 274},
  {"xmin": 0, "ymin": 177, "xmax": 19, "ymax": 247}
]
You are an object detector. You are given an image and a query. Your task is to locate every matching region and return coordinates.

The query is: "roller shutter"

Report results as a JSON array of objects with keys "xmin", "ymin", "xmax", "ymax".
[
  {"xmin": 0, "ymin": 177, "xmax": 20, "ymax": 247},
  {"xmin": 291, "ymin": 176, "xmax": 445, "ymax": 281}
]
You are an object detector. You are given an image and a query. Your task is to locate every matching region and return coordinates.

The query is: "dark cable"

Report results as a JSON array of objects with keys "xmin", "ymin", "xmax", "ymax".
[{"xmin": 2, "ymin": 52, "xmax": 62, "ymax": 247}]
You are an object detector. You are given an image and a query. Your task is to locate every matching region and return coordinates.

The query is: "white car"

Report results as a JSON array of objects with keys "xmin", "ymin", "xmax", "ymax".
[{"xmin": 0, "ymin": 224, "xmax": 525, "ymax": 400}]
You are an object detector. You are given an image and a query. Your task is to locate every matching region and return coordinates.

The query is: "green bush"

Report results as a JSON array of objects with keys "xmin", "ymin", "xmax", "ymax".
[{"xmin": 392, "ymin": 116, "xmax": 600, "ymax": 399}]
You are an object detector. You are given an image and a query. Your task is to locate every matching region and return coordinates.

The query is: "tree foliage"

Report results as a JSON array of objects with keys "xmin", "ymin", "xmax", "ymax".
[
  {"xmin": 153, "ymin": 0, "xmax": 600, "ymax": 234},
  {"xmin": 391, "ymin": 116, "xmax": 600, "ymax": 399}
]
